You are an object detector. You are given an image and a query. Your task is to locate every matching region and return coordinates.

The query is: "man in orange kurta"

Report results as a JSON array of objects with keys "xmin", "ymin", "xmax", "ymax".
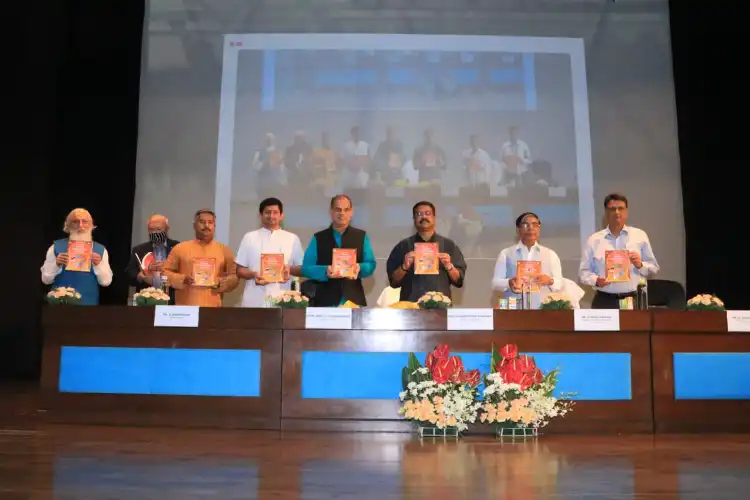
[{"xmin": 163, "ymin": 209, "xmax": 239, "ymax": 307}]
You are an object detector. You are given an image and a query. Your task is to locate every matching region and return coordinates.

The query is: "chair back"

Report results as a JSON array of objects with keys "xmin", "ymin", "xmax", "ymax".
[{"xmin": 647, "ymin": 279, "xmax": 686, "ymax": 309}]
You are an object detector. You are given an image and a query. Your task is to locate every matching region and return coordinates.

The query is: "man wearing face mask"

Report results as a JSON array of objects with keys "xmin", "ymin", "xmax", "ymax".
[
  {"xmin": 40, "ymin": 208, "xmax": 113, "ymax": 305},
  {"xmin": 125, "ymin": 214, "xmax": 180, "ymax": 304},
  {"xmin": 386, "ymin": 201, "xmax": 467, "ymax": 302}
]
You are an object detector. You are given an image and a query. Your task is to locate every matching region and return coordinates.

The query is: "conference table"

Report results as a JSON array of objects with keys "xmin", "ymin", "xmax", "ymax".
[{"xmin": 40, "ymin": 307, "xmax": 750, "ymax": 433}]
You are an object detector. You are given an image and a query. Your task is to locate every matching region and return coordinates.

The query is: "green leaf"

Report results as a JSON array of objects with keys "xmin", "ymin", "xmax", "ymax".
[
  {"xmin": 401, "ymin": 366, "xmax": 410, "ymax": 391},
  {"xmin": 490, "ymin": 343, "xmax": 501, "ymax": 373},
  {"xmin": 407, "ymin": 352, "xmax": 421, "ymax": 371}
]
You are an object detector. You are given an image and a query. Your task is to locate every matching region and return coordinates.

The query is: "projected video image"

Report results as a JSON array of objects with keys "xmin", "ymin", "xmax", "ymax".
[{"xmin": 214, "ymin": 34, "xmax": 595, "ymax": 304}]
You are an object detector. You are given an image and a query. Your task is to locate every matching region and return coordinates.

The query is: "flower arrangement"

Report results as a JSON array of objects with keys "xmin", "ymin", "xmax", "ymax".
[
  {"xmin": 46, "ymin": 286, "xmax": 81, "ymax": 305},
  {"xmin": 133, "ymin": 287, "xmax": 170, "ymax": 306},
  {"xmin": 399, "ymin": 344, "xmax": 482, "ymax": 434},
  {"xmin": 417, "ymin": 291, "xmax": 452, "ymax": 309},
  {"xmin": 271, "ymin": 290, "xmax": 309, "ymax": 308},
  {"xmin": 480, "ymin": 344, "xmax": 574, "ymax": 434},
  {"xmin": 686, "ymin": 294, "xmax": 725, "ymax": 311},
  {"xmin": 539, "ymin": 293, "xmax": 573, "ymax": 310}
]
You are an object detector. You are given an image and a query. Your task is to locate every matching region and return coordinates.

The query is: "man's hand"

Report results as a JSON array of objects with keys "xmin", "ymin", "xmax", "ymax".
[
  {"xmin": 438, "ymin": 253, "xmax": 452, "ymax": 269},
  {"xmin": 535, "ymin": 274, "xmax": 554, "ymax": 287},
  {"xmin": 56, "ymin": 253, "xmax": 69, "ymax": 266},
  {"xmin": 509, "ymin": 276, "xmax": 522, "ymax": 293},
  {"xmin": 92, "ymin": 253, "xmax": 102, "ymax": 266},
  {"xmin": 347, "ymin": 263, "xmax": 360, "ymax": 280},
  {"xmin": 183, "ymin": 275, "xmax": 195, "ymax": 286},
  {"xmin": 403, "ymin": 251, "xmax": 415, "ymax": 270},
  {"xmin": 629, "ymin": 251, "xmax": 642, "ymax": 269},
  {"xmin": 254, "ymin": 276, "xmax": 269, "ymax": 286},
  {"xmin": 282, "ymin": 265, "xmax": 291, "ymax": 282},
  {"xmin": 149, "ymin": 261, "xmax": 164, "ymax": 272},
  {"xmin": 137, "ymin": 270, "xmax": 149, "ymax": 282},
  {"xmin": 326, "ymin": 265, "xmax": 338, "ymax": 278},
  {"xmin": 595, "ymin": 277, "xmax": 609, "ymax": 288}
]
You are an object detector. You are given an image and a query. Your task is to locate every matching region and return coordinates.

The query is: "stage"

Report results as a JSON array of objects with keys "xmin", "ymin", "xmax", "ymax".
[{"xmin": 1, "ymin": 422, "xmax": 749, "ymax": 498}]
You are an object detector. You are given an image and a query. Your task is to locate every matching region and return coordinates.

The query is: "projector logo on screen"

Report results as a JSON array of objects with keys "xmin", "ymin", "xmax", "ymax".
[{"xmin": 229, "ymin": 41, "xmax": 243, "ymax": 47}]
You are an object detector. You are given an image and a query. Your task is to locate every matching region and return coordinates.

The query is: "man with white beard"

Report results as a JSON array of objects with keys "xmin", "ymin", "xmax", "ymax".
[{"xmin": 40, "ymin": 208, "xmax": 113, "ymax": 305}]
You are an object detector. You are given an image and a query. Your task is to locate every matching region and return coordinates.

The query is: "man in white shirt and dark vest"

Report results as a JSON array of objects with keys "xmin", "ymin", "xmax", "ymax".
[
  {"xmin": 235, "ymin": 197, "xmax": 304, "ymax": 307},
  {"xmin": 301, "ymin": 194, "xmax": 377, "ymax": 306},
  {"xmin": 579, "ymin": 193, "xmax": 660, "ymax": 309},
  {"xmin": 491, "ymin": 211, "xmax": 564, "ymax": 308},
  {"xmin": 40, "ymin": 208, "xmax": 113, "ymax": 305}
]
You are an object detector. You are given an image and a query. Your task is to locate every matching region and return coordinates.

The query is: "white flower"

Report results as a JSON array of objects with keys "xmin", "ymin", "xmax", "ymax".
[{"xmin": 700, "ymin": 297, "xmax": 711, "ymax": 305}]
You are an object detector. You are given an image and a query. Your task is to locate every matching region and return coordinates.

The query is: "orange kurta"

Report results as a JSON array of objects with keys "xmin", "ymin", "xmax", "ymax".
[{"xmin": 163, "ymin": 239, "xmax": 238, "ymax": 307}]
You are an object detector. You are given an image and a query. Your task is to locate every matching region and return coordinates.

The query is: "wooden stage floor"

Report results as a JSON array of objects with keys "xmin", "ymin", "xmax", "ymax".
[{"xmin": 0, "ymin": 424, "xmax": 748, "ymax": 498}]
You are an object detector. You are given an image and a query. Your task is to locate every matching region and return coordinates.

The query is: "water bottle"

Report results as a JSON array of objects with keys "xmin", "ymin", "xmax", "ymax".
[
  {"xmin": 636, "ymin": 281, "xmax": 648, "ymax": 310},
  {"xmin": 520, "ymin": 283, "xmax": 532, "ymax": 310}
]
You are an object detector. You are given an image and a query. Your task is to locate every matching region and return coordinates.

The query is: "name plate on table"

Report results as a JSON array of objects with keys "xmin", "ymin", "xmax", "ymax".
[
  {"xmin": 574, "ymin": 309, "xmax": 619, "ymax": 331},
  {"xmin": 153, "ymin": 305, "xmax": 200, "ymax": 328},
  {"xmin": 727, "ymin": 310, "xmax": 750, "ymax": 332},
  {"xmin": 305, "ymin": 307, "xmax": 352, "ymax": 330},
  {"xmin": 447, "ymin": 308, "xmax": 494, "ymax": 330}
]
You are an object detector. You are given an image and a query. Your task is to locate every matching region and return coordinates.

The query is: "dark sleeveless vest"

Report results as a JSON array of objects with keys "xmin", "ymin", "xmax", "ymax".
[{"xmin": 313, "ymin": 225, "xmax": 367, "ymax": 307}]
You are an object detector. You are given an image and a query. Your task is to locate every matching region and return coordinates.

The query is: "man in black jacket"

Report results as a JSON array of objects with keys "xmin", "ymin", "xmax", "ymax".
[
  {"xmin": 301, "ymin": 195, "xmax": 377, "ymax": 306},
  {"xmin": 125, "ymin": 214, "xmax": 180, "ymax": 304}
]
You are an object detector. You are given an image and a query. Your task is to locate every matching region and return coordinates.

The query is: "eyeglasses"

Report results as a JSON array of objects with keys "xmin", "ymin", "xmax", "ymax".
[
  {"xmin": 606, "ymin": 206, "xmax": 627, "ymax": 213},
  {"xmin": 520, "ymin": 222, "xmax": 540, "ymax": 229},
  {"xmin": 415, "ymin": 211, "xmax": 433, "ymax": 217}
]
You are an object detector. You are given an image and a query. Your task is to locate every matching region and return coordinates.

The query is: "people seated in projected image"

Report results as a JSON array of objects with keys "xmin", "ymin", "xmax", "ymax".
[
  {"xmin": 235, "ymin": 198, "xmax": 304, "ymax": 308},
  {"xmin": 461, "ymin": 134, "xmax": 495, "ymax": 187},
  {"xmin": 253, "ymin": 133, "xmax": 286, "ymax": 190},
  {"xmin": 40, "ymin": 208, "xmax": 113, "ymax": 305},
  {"xmin": 386, "ymin": 201, "xmax": 467, "ymax": 303},
  {"xmin": 372, "ymin": 126, "xmax": 405, "ymax": 186},
  {"xmin": 412, "ymin": 129, "xmax": 446, "ymax": 185},
  {"xmin": 284, "ymin": 130, "xmax": 313, "ymax": 186},
  {"xmin": 310, "ymin": 132, "xmax": 338, "ymax": 187},
  {"xmin": 163, "ymin": 209, "xmax": 239, "ymax": 307},
  {"xmin": 498, "ymin": 125, "xmax": 532, "ymax": 187},
  {"xmin": 491, "ymin": 212, "xmax": 566, "ymax": 309},
  {"xmin": 340, "ymin": 126, "xmax": 370, "ymax": 189},
  {"xmin": 125, "ymin": 214, "xmax": 180, "ymax": 304}
]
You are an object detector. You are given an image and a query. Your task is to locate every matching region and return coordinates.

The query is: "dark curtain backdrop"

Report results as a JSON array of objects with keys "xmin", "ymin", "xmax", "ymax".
[
  {"xmin": 3, "ymin": 1, "xmax": 143, "ymax": 379},
  {"xmin": 2, "ymin": 1, "xmax": 743, "ymax": 380}
]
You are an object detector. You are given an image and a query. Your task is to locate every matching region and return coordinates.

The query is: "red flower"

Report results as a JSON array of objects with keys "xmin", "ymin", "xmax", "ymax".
[
  {"xmin": 461, "ymin": 369, "xmax": 481, "ymax": 387},
  {"xmin": 499, "ymin": 344, "xmax": 518, "ymax": 360},
  {"xmin": 530, "ymin": 367, "xmax": 544, "ymax": 385},
  {"xmin": 432, "ymin": 356, "xmax": 463, "ymax": 384},
  {"xmin": 425, "ymin": 352, "xmax": 435, "ymax": 370},
  {"xmin": 433, "ymin": 344, "xmax": 450, "ymax": 360},
  {"xmin": 517, "ymin": 355, "xmax": 536, "ymax": 373}
]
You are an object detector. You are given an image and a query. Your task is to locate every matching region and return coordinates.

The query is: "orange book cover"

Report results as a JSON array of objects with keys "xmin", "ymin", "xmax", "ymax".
[
  {"xmin": 388, "ymin": 152, "xmax": 402, "ymax": 169},
  {"xmin": 192, "ymin": 257, "xmax": 217, "ymax": 287},
  {"xmin": 140, "ymin": 252, "xmax": 155, "ymax": 271},
  {"xmin": 422, "ymin": 151, "xmax": 438, "ymax": 167},
  {"xmin": 516, "ymin": 260, "xmax": 542, "ymax": 292},
  {"xmin": 66, "ymin": 241, "xmax": 93, "ymax": 272},
  {"xmin": 260, "ymin": 253, "xmax": 284, "ymax": 283},
  {"xmin": 414, "ymin": 242, "xmax": 439, "ymax": 275},
  {"xmin": 605, "ymin": 250, "xmax": 631, "ymax": 283},
  {"xmin": 332, "ymin": 248, "xmax": 357, "ymax": 278}
]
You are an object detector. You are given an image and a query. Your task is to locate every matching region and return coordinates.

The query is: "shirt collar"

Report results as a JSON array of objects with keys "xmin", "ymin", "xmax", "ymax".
[
  {"xmin": 515, "ymin": 240, "xmax": 541, "ymax": 253},
  {"xmin": 260, "ymin": 226, "xmax": 281, "ymax": 234},
  {"xmin": 414, "ymin": 232, "xmax": 438, "ymax": 243},
  {"xmin": 605, "ymin": 225, "xmax": 629, "ymax": 238}
]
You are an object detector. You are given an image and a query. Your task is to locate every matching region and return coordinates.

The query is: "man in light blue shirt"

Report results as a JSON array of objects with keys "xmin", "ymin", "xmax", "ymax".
[
  {"xmin": 492, "ymin": 212, "xmax": 564, "ymax": 308},
  {"xmin": 579, "ymin": 193, "xmax": 659, "ymax": 309}
]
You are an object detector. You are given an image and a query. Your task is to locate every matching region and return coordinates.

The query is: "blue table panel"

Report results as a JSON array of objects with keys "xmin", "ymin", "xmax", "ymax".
[
  {"xmin": 673, "ymin": 353, "xmax": 750, "ymax": 399},
  {"xmin": 59, "ymin": 346, "xmax": 261, "ymax": 397},
  {"xmin": 301, "ymin": 352, "xmax": 631, "ymax": 400}
]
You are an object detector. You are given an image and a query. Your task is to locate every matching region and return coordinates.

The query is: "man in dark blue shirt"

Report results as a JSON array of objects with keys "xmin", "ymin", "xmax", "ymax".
[{"xmin": 386, "ymin": 201, "xmax": 467, "ymax": 302}]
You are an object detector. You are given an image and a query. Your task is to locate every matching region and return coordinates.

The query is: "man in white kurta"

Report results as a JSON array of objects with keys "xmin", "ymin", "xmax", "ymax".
[
  {"xmin": 235, "ymin": 198, "xmax": 304, "ymax": 307},
  {"xmin": 492, "ymin": 212, "xmax": 564, "ymax": 308}
]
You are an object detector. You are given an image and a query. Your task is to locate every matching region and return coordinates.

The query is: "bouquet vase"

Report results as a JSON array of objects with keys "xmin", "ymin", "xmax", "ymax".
[
  {"xmin": 417, "ymin": 424, "xmax": 460, "ymax": 439},
  {"xmin": 495, "ymin": 422, "xmax": 538, "ymax": 439}
]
